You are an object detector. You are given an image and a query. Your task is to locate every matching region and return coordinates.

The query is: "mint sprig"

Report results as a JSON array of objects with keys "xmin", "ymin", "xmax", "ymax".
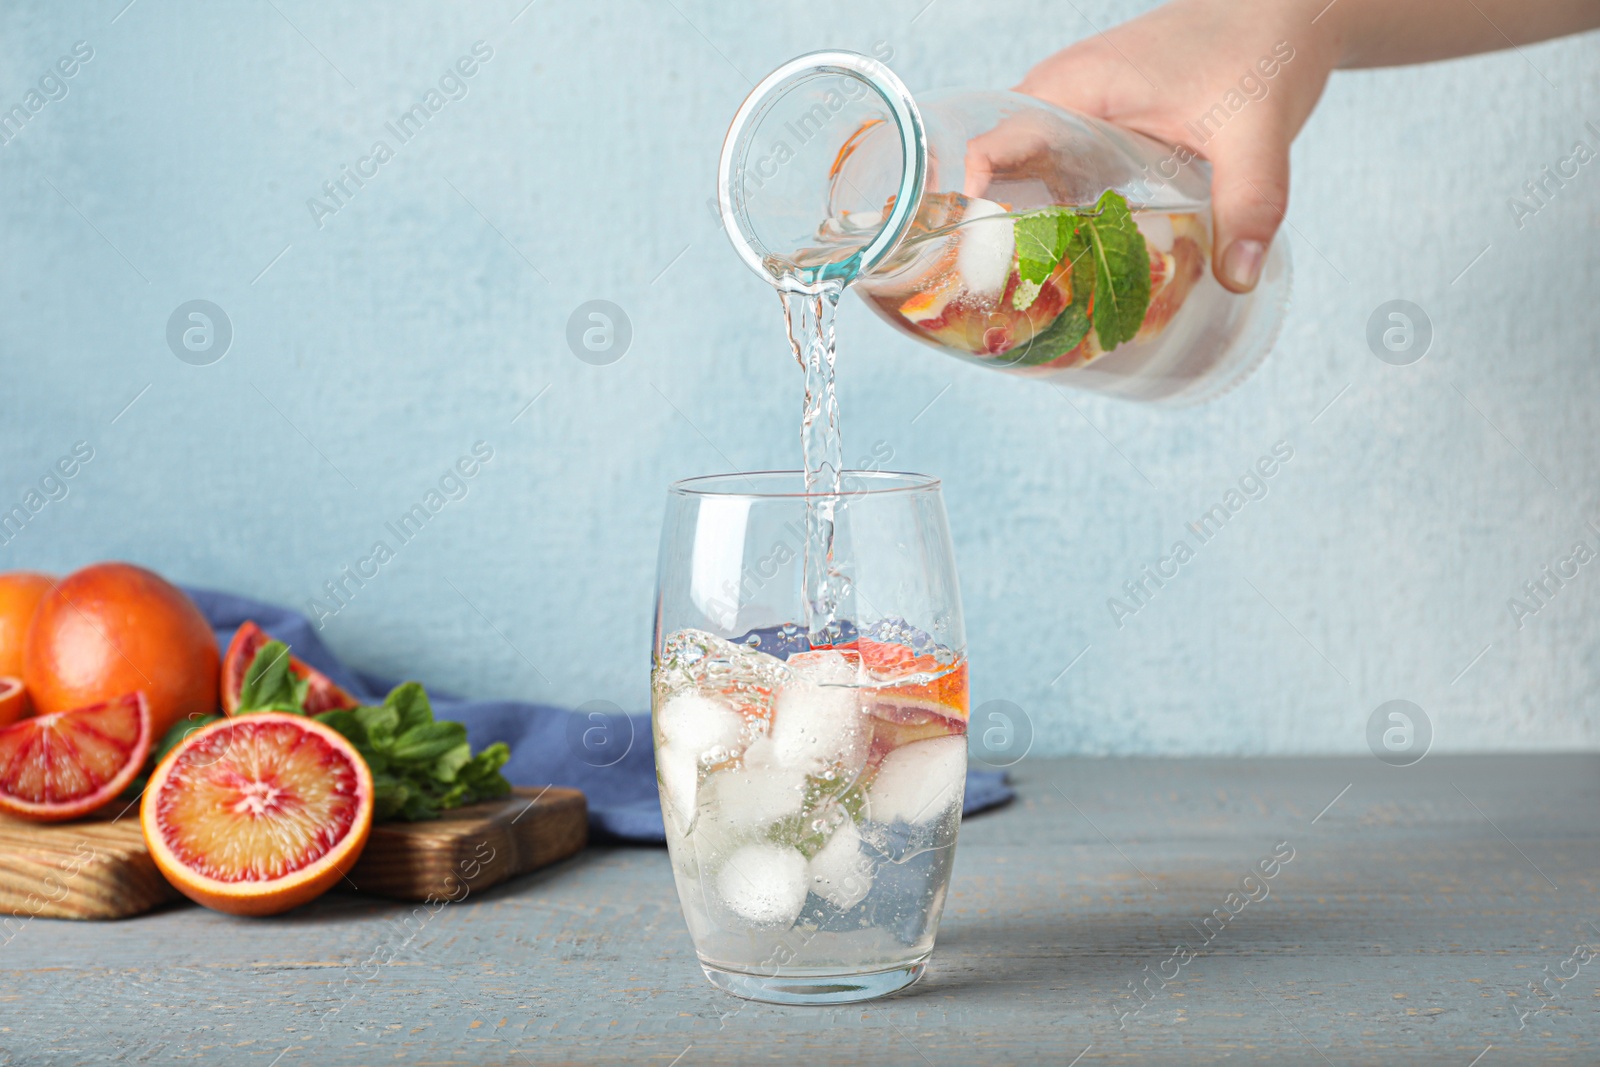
[
  {"xmin": 237, "ymin": 640, "xmax": 310, "ymax": 713},
  {"xmin": 236, "ymin": 640, "xmax": 512, "ymax": 822},
  {"xmin": 1008, "ymin": 189, "xmax": 1152, "ymax": 361}
]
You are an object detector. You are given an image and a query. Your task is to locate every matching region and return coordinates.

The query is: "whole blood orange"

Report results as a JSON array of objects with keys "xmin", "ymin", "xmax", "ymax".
[
  {"xmin": 0, "ymin": 692, "xmax": 152, "ymax": 821},
  {"xmin": 24, "ymin": 562, "xmax": 219, "ymax": 739},
  {"xmin": 221, "ymin": 620, "xmax": 357, "ymax": 715},
  {"xmin": 0, "ymin": 571, "xmax": 55, "ymax": 678},
  {"xmin": 142, "ymin": 713, "xmax": 374, "ymax": 916}
]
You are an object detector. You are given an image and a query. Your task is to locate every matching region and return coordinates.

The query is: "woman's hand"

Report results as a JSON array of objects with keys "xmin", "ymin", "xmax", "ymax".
[
  {"xmin": 1015, "ymin": 0, "xmax": 1600, "ymax": 292},
  {"xmin": 1015, "ymin": 0, "xmax": 1338, "ymax": 292}
]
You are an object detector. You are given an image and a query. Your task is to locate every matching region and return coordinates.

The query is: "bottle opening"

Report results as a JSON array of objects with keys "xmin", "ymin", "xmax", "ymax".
[{"xmin": 718, "ymin": 51, "xmax": 926, "ymax": 287}]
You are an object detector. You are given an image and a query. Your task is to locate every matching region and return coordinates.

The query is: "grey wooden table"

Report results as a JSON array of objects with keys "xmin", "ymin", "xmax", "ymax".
[{"xmin": 4, "ymin": 755, "xmax": 1596, "ymax": 1066}]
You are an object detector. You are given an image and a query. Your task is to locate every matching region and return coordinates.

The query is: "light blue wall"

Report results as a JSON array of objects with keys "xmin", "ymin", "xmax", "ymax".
[{"xmin": 2, "ymin": 1, "xmax": 1597, "ymax": 755}]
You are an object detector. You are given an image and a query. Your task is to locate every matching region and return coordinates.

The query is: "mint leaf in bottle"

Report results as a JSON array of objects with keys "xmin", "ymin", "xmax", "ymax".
[
  {"xmin": 1012, "ymin": 210, "xmax": 1069, "ymax": 311},
  {"xmin": 1006, "ymin": 191, "xmax": 1150, "ymax": 359},
  {"xmin": 1006, "ymin": 225, "xmax": 1094, "ymax": 366},
  {"xmin": 1080, "ymin": 189, "xmax": 1151, "ymax": 350}
]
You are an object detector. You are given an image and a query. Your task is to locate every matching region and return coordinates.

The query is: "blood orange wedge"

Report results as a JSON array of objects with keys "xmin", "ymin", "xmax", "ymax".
[
  {"xmin": 0, "ymin": 692, "xmax": 151, "ymax": 821},
  {"xmin": 141, "ymin": 712, "xmax": 373, "ymax": 916},
  {"xmin": 853, "ymin": 641, "xmax": 969, "ymax": 714},
  {"xmin": 0, "ymin": 676, "xmax": 28, "ymax": 728},
  {"xmin": 865, "ymin": 693, "xmax": 968, "ymax": 766},
  {"xmin": 221, "ymin": 621, "xmax": 358, "ymax": 715}
]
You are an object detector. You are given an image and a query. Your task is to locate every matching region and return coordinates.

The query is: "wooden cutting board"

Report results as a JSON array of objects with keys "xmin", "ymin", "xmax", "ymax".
[
  {"xmin": 0, "ymin": 786, "xmax": 587, "ymax": 920},
  {"xmin": 351, "ymin": 786, "xmax": 588, "ymax": 902},
  {"xmin": 0, "ymin": 800, "xmax": 178, "ymax": 920}
]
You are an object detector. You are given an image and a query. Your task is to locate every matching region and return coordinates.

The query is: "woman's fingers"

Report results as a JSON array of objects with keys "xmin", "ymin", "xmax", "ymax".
[
  {"xmin": 963, "ymin": 114, "xmax": 1067, "ymax": 199},
  {"xmin": 1204, "ymin": 113, "xmax": 1293, "ymax": 292}
]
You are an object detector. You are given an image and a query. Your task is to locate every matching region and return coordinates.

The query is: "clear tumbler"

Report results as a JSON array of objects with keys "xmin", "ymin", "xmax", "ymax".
[{"xmin": 652, "ymin": 471, "xmax": 968, "ymax": 1004}]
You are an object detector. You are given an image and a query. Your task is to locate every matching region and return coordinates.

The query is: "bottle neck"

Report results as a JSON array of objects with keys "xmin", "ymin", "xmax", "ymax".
[{"xmin": 718, "ymin": 50, "xmax": 927, "ymax": 288}]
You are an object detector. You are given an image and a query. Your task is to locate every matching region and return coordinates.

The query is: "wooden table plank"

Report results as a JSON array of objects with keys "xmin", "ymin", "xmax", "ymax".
[{"xmin": 1, "ymin": 756, "xmax": 1595, "ymax": 1065}]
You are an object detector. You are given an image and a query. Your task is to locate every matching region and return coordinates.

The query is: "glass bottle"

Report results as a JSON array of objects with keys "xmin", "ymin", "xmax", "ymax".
[{"xmin": 718, "ymin": 50, "xmax": 1291, "ymax": 404}]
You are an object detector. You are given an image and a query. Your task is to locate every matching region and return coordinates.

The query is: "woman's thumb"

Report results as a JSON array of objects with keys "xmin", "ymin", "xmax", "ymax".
[{"xmin": 1205, "ymin": 129, "xmax": 1291, "ymax": 294}]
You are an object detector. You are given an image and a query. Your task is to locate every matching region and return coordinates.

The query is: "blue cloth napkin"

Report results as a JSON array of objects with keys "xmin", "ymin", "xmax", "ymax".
[{"xmin": 184, "ymin": 588, "xmax": 1014, "ymax": 842}]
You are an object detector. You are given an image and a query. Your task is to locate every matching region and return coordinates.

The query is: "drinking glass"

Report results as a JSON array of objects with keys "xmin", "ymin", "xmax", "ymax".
[{"xmin": 652, "ymin": 471, "xmax": 968, "ymax": 1004}]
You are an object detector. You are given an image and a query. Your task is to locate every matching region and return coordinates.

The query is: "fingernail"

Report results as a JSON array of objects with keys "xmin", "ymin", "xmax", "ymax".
[{"xmin": 1221, "ymin": 240, "xmax": 1266, "ymax": 291}]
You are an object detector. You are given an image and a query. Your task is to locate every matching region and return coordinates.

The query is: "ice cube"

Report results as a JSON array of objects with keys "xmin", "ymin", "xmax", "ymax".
[
  {"xmin": 770, "ymin": 650, "xmax": 865, "ymax": 773},
  {"xmin": 655, "ymin": 629, "xmax": 790, "ymax": 724},
  {"xmin": 656, "ymin": 743, "xmax": 699, "ymax": 834},
  {"xmin": 807, "ymin": 819, "xmax": 874, "ymax": 911},
  {"xmin": 716, "ymin": 842, "xmax": 808, "ymax": 928},
  {"xmin": 955, "ymin": 197, "xmax": 1015, "ymax": 296},
  {"xmin": 787, "ymin": 648, "xmax": 860, "ymax": 686},
  {"xmin": 706, "ymin": 738, "xmax": 810, "ymax": 830},
  {"xmin": 656, "ymin": 691, "xmax": 745, "ymax": 763},
  {"xmin": 866, "ymin": 734, "xmax": 967, "ymax": 825},
  {"xmin": 1135, "ymin": 212, "xmax": 1175, "ymax": 253}
]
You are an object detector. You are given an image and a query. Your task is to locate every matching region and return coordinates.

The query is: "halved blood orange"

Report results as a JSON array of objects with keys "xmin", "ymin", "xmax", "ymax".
[
  {"xmin": 221, "ymin": 621, "xmax": 358, "ymax": 715},
  {"xmin": 142, "ymin": 713, "xmax": 373, "ymax": 916},
  {"xmin": 0, "ymin": 692, "xmax": 151, "ymax": 821},
  {"xmin": 0, "ymin": 676, "xmax": 28, "ymax": 728}
]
